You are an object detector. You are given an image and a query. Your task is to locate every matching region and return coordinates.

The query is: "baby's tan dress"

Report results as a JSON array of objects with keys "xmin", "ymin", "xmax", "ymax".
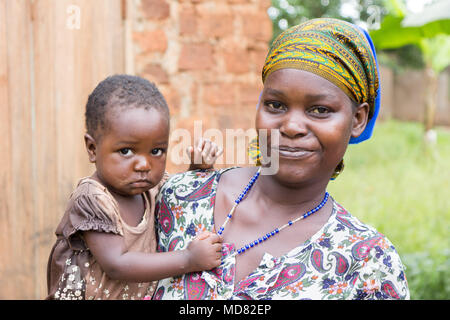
[{"xmin": 46, "ymin": 175, "xmax": 167, "ymax": 300}]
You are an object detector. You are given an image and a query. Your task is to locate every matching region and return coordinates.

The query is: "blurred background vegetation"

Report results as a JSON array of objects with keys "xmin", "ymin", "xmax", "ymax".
[
  {"xmin": 268, "ymin": 0, "xmax": 449, "ymax": 299},
  {"xmin": 328, "ymin": 120, "xmax": 450, "ymax": 300}
]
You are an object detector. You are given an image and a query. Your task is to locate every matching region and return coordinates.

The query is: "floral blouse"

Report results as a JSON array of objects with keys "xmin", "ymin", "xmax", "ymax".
[{"xmin": 153, "ymin": 168, "xmax": 410, "ymax": 300}]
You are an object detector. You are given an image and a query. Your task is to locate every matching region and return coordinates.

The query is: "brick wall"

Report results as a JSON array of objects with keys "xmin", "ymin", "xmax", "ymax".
[
  {"xmin": 130, "ymin": 0, "xmax": 272, "ymax": 173},
  {"xmin": 129, "ymin": 1, "xmax": 450, "ymax": 173}
]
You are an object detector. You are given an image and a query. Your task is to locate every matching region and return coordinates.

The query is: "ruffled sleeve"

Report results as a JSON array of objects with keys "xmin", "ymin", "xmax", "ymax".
[{"xmin": 60, "ymin": 182, "xmax": 123, "ymax": 251}]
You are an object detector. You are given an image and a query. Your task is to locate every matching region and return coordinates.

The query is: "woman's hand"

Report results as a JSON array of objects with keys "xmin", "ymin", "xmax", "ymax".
[
  {"xmin": 187, "ymin": 138, "xmax": 223, "ymax": 171},
  {"xmin": 185, "ymin": 231, "xmax": 223, "ymax": 271}
]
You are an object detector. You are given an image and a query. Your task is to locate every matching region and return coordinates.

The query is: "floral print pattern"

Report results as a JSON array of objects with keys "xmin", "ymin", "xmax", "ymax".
[{"xmin": 153, "ymin": 169, "xmax": 410, "ymax": 300}]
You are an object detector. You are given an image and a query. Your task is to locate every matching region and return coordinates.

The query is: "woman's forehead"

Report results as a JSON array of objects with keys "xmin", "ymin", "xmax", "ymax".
[
  {"xmin": 263, "ymin": 68, "xmax": 352, "ymax": 103},
  {"xmin": 262, "ymin": 18, "xmax": 378, "ymax": 111}
]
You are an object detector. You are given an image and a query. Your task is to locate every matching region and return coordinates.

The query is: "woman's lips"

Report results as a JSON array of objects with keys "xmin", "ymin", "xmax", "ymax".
[{"xmin": 274, "ymin": 146, "xmax": 315, "ymax": 159}]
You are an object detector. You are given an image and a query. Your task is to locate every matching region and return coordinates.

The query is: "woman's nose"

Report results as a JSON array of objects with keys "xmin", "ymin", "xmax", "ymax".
[
  {"xmin": 279, "ymin": 111, "xmax": 308, "ymax": 138},
  {"xmin": 134, "ymin": 155, "xmax": 151, "ymax": 172}
]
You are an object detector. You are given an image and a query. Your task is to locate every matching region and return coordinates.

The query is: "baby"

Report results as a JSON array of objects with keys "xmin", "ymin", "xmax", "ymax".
[{"xmin": 46, "ymin": 75, "xmax": 223, "ymax": 300}]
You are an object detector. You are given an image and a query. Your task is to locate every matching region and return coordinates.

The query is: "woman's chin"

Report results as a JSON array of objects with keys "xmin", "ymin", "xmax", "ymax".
[
  {"xmin": 268, "ymin": 162, "xmax": 330, "ymax": 188},
  {"xmin": 271, "ymin": 167, "xmax": 311, "ymax": 186}
]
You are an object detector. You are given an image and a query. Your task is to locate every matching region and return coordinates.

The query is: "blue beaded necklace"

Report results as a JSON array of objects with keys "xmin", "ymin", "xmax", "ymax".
[{"xmin": 217, "ymin": 167, "xmax": 330, "ymax": 256}]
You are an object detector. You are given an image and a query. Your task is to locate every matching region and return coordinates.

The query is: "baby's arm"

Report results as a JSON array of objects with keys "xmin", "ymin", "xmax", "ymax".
[
  {"xmin": 187, "ymin": 138, "xmax": 223, "ymax": 171},
  {"xmin": 82, "ymin": 230, "xmax": 222, "ymax": 282}
]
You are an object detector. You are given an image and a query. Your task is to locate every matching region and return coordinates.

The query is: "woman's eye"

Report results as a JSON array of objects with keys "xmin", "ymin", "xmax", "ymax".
[
  {"xmin": 119, "ymin": 148, "xmax": 133, "ymax": 156},
  {"xmin": 265, "ymin": 101, "xmax": 285, "ymax": 111},
  {"xmin": 151, "ymin": 148, "xmax": 163, "ymax": 156},
  {"xmin": 311, "ymin": 106, "xmax": 330, "ymax": 114}
]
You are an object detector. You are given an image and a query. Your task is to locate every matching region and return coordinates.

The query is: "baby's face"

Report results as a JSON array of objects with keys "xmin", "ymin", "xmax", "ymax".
[{"xmin": 93, "ymin": 106, "xmax": 169, "ymax": 196}]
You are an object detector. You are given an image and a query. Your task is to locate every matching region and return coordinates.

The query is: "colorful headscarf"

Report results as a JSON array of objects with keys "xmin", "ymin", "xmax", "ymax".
[{"xmin": 262, "ymin": 18, "xmax": 380, "ymax": 144}]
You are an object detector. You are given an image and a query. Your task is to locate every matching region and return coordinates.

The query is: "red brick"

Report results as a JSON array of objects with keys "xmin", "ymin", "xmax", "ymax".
[
  {"xmin": 239, "ymin": 84, "xmax": 263, "ymax": 105},
  {"xmin": 133, "ymin": 30, "xmax": 167, "ymax": 53},
  {"xmin": 160, "ymin": 86, "xmax": 181, "ymax": 115},
  {"xmin": 141, "ymin": 0, "xmax": 170, "ymax": 20},
  {"xmin": 202, "ymin": 83, "xmax": 236, "ymax": 106},
  {"xmin": 249, "ymin": 48, "xmax": 269, "ymax": 72},
  {"xmin": 140, "ymin": 63, "xmax": 169, "ymax": 84},
  {"xmin": 206, "ymin": 102, "xmax": 254, "ymax": 130},
  {"xmin": 179, "ymin": 6, "xmax": 197, "ymax": 36},
  {"xmin": 258, "ymin": 0, "xmax": 272, "ymax": 10},
  {"xmin": 178, "ymin": 43, "xmax": 214, "ymax": 71},
  {"xmin": 223, "ymin": 49, "xmax": 250, "ymax": 74},
  {"xmin": 242, "ymin": 13, "xmax": 272, "ymax": 41},
  {"xmin": 191, "ymin": 82, "xmax": 199, "ymax": 107},
  {"xmin": 198, "ymin": 13, "xmax": 234, "ymax": 38}
]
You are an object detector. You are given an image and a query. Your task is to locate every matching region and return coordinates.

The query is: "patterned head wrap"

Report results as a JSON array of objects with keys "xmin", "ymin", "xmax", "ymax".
[{"xmin": 262, "ymin": 18, "xmax": 380, "ymax": 144}]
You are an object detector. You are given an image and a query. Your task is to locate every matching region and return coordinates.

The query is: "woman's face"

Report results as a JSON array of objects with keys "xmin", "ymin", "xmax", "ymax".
[{"xmin": 255, "ymin": 68, "xmax": 368, "ymax": 187}]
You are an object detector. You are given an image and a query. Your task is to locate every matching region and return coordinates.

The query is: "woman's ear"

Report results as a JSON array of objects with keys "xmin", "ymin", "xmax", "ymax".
[
  {"xmin": 351, "ymin": 102, "xmax": 370, "ymax": 139},
  {"xmin": 84, "ymin": 133, "xmax": 97, "ymax": 163}
]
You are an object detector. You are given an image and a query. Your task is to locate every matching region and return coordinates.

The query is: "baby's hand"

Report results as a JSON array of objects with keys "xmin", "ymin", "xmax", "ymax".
[
  {"xmin": 187, "ymin": 138, "xmax": 223, "ymax": 170},
  {"xmin": 186, "ymin": 231, "xmax": 223, "ymax": 271}
]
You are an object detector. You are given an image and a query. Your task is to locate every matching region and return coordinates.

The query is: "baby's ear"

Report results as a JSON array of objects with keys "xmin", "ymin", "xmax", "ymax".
[
  {"xmin": 84, "ymin": 133, "xmax": 97, "ymax": 163},
  {"xmin": 351, "ymin": 102, "xmax": 370, "ymax": 139}
]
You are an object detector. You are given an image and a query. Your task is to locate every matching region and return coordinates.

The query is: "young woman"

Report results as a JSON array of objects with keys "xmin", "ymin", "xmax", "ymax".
[{"xmin": 152, "ymin": 18, "xmax": 410, "ymax": 300}]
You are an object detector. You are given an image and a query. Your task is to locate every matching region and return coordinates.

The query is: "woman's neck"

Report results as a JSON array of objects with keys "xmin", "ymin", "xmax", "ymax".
[{"xmin": 255, "ymin": 173, "xmax": 329, "ymax": 210}]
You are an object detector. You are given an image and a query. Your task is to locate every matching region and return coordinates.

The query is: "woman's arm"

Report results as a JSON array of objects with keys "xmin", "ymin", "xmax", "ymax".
[{"xmin": 83, "ymin": 230, "xmax": 222, "ymax": 282}]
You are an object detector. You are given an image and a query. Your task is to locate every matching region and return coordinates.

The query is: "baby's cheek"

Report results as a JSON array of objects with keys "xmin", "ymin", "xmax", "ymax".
[{"xmin": 152, "ymin": 160, "xmax": 167, "ymax": 181}]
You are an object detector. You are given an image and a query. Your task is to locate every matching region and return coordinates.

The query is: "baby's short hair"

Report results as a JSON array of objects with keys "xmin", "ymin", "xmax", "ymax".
[{"xmin": 85, "ymin": 74, "xmax": 169, "ymax": 139}]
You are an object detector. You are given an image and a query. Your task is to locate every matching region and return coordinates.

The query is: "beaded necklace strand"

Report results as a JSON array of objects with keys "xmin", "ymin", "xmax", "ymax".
[{"xmin": 217, "ymin": 167, "xmax": 330, "ymax": 256}]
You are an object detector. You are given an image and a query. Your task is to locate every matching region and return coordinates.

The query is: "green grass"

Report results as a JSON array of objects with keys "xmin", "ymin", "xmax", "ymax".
[{"xmin": 328, "ymin": 119, "xmax": 450, "ymax": 300}]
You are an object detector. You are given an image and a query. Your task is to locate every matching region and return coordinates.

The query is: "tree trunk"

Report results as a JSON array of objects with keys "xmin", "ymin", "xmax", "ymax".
[{"xmin": 423, "ymin": 65, "xmax": 438, "ymax": 146}]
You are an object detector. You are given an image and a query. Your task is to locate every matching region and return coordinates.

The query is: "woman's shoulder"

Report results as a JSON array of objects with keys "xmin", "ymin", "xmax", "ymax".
[
  {"xmin": 164, "ymin": 169, "xmax": 220, "ymax": 184},
  {"xmin": 329, "ymin": 200, "xmax": 404, "ymax": 263},
  {"xmin": 329, "ymin": 201, "xmax": 410, "ymax": 299},
  {"xmin": 331, "ymin": 200, "xmax": 383, "ymax": 238},
  {"xmin": 160, "ymin": 167, "xmax": 242, "ymax": 195}
]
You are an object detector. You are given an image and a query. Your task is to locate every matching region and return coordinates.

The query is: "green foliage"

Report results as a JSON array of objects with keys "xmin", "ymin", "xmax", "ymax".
[
  {"xmin": 328, "ymin": 120, "xmax": 450, "ymax": 299},
  {"xmin": 370, "ymin": 14, "xmax": 450, "ymax": 50},
  {"xmin": 269, "ymin": 0, "xmax": 450, "ymax": 72},
  {"xmin": 370, "ymin": 0, "xmax": 450, "ymax": 73},
  {"xmin": 269, "ymin": 0, "xmax": 386, "ymax": 42},
  {"xmin": 377, "ymin": 45, "xmax": 425, "ymax": 72},
  {"xmin": 402, "ymin": 250, "xmax": 450, "ymax": 300},
  {"xmin": 420, "ymin": 35, "xmax": 450, "ymax": 73}
]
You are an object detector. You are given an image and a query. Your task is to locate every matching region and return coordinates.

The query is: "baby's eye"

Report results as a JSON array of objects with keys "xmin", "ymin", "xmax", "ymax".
[
  {"xmin": 151, "ymin": 148, "xmax": 164, "ymax": 156},
  {"xmin": 119, "ymin": 148, "xmax": 133, "ymax": 156}
]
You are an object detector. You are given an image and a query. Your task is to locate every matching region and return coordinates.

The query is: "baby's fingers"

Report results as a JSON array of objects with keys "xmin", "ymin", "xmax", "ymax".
[
  {"xmin": 214, "ymin": 145, "xmax": 224, "ymax": 158},
  {"xmin": 186, "ymin": 146, "xmax": 194, "ymax": 159},
  {"xmin": 208, "ymin": 144, "xmax": 223, "ymax": 165},
  {"xmin": 187, "ymin": 142, "xmax": 203, "ymax": 165},
  {"xmin": 213, "ymin": 243, "xmax": 223, "ymax": 253},
  {"xmin": 195, "ymin": 138, "xmax": 205, "ymax": 152},
  {"xmin": 208, "ymin": 233, "xmax": 223, "ymax": 244},
  {"xmin": 196, "ymin": 231, "xmax": 212, "ymax": 240},
  {"xmin": 201, "ymin": 140, "xmax": 213, "ymax": 162}
]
